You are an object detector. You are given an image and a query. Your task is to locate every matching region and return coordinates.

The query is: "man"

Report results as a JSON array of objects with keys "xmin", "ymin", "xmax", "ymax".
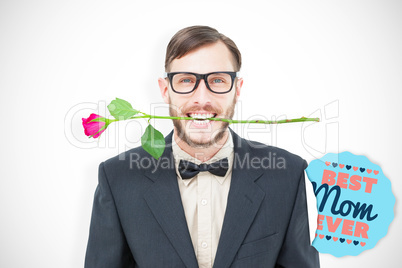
[{"xmin": 85, "ymin": 25, "xmax": 320, "ymax": 268}]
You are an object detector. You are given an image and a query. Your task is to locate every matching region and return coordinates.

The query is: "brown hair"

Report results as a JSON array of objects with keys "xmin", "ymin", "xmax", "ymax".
[{"xmin": 165, "ymin": 25, "xmax": 242, "ymax": 72}]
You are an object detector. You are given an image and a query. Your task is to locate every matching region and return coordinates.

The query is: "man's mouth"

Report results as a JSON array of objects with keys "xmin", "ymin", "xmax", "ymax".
[{"xmin": 186, "ymin": 112, "xmax": 217, "ymax": 125}]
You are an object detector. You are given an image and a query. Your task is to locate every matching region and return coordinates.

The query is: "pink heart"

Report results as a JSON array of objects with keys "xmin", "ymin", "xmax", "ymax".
[
  {"xmin": 361, "ymin": 242, "xmax": 366, "ymax": 247},
  {"xmin": 339, "ymin": 164, "xmax": 345, "ymax": 169},
  {"xmin": 367, "ymin": 169, "xmax": 372, "ymax": 174},
  {"xmin": 374, "ymin": 170, "xmax": 379, "ymax": 175},
  {"xmin": 325, "ymin": 161, "xmax": 331, "ymax": 166},
  {"xmin": 347, "ymin": 239, "xmax": 352, "ymax": 244},
  {"xmin": 353, "ymin": 166, "xmax": 358, "ymax": 171},
  {"xmin": 333, "ymin": 237, "xmax": 338, "ymax": 242},
  {"xmin": 319, "ymin": 234, "xmax": 324, "ymax": 239},
  {"xmin": 315, "ymin": 233, "xmax": 317, "ymax": 237}
]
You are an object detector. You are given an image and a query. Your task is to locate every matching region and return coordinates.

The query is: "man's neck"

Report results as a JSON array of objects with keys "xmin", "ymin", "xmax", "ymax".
[{"xmin": 173, "ymin": 129, "xmax": 229, "ymax": 162}]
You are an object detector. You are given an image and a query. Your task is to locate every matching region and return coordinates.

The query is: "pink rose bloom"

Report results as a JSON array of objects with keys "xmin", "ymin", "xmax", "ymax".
[{"xmin": 82, "ymin": 113, "xmax": 106, "ymax": 138}]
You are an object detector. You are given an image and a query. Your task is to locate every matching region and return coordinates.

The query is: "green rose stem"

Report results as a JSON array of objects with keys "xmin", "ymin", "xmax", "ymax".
[
  {"xmin": 107, "ymin": 114, "xmax": 320, "ymax": 124},
  {"xmin": 84, "ymin": 97, "xmax": 320, "ymax": 159}
]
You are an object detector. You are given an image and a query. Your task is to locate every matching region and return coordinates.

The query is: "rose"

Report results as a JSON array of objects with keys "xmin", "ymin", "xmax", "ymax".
[{"xmin": 82, "ymin": 113, "xmax": 109, "ymax": 138}]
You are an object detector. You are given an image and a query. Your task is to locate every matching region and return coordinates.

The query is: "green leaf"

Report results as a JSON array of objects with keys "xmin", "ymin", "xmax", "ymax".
[
  {"xmin": 141, "ymin": 124, "xmax": 165, "ymax": 159},
  {"xmin": 108, "ymin": 98, "xmax": 139, "ymax": 120}
]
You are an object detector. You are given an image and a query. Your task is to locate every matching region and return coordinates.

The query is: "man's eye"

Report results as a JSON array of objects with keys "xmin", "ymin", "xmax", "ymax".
[
  {"xmin": 180, "ymin": 78, "xmax": 193, "ymax": 83},
  {"xmin": 211, "ymin": 78, "xmax": 224, "ymax": 84}
]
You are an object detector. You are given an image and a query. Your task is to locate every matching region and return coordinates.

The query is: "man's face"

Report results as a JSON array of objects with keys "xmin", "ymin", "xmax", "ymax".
[{"xmin": 159, "ymin": 41, "xmax": 243, "ymax": 148}]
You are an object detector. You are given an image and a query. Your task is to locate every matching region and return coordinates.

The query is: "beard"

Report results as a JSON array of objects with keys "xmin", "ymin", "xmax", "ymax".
[{"xmin": 169, "ymin": 94, "xmax": 236, "ymax": 148}]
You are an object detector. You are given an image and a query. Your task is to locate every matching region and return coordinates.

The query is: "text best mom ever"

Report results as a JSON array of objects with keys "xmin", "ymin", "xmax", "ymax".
[{"xmin": 315, "ymin": 169, "xmax": 378, "ymax": 239}]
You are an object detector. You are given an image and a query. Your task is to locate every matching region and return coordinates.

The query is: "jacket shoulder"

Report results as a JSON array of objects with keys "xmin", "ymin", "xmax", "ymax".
[
  {"xmin": 104, "ymin": 145, "xmax": 145, "ymax": 165},
  {"xmin": 240, "ymin": 138, "xmax": 307, "ymax": 172},
  {"xmin": 99, "ymin": 145, "xmax": 151, "ymax": 179},
  {"xmin": 100, "ymin": 130, "xmax": 174, "ymax": 175}
]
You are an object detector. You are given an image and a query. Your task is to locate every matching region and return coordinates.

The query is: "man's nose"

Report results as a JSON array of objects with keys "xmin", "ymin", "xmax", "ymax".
[{"xmin": 191, "ymin": 79, "xmax": 212, "ymax": 104}]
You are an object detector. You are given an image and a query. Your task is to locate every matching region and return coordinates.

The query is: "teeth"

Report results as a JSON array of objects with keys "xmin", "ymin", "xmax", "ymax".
[{"xmin": 189, "ymin": 113, "xmax": 214, "ymax": 119}]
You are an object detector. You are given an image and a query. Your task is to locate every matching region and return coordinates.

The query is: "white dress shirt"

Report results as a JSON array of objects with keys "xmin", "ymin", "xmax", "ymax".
[{"xmin": 172, "ymin": 131, "xmax": 234, "ymax": 268}]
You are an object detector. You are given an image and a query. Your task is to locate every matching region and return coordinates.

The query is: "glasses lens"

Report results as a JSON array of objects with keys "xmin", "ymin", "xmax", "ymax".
[
  {"xmin": 172, "ymin": 73, "xmax": 197, "ymax": 93},
  {"xmin": 207, "ymin": 73, "xmax": 233, "ymax": 93}
]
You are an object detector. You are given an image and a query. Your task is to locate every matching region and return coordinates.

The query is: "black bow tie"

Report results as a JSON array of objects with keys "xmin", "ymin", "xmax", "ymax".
[{"xmin": 178, "ymin": 158, "xmax": 229, "ymax": 180}]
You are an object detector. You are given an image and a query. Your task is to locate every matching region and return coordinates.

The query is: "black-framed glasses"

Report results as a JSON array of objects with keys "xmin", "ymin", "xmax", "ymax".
[{"xmin": 165, "ymin": 71, "xmax": 239, "ymax": 94}]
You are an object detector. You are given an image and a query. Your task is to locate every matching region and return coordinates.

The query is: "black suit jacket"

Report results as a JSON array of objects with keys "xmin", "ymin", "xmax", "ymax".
[{"xmin": 85, "ymin": 129, "xmax": 320, "ymax": 267}]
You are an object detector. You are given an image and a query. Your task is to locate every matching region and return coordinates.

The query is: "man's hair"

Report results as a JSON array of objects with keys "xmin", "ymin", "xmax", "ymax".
[{"xmin": 165, "ymin": 25, "xmax": 242, "ymax": 72}]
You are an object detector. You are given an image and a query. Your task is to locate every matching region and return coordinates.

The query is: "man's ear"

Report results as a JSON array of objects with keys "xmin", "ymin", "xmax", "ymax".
[
  {"xmin": 235, "ymin": 78, "xmax": 243, "ymax": 102},
  {"xmin": 158, "ymin": 77, "xmax": 169, "ymax": 104}
]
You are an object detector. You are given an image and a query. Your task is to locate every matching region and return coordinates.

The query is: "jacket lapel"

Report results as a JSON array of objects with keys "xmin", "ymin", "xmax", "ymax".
[
  {"xmin": 213, "ymin": 129, "xmax": 266, "ymax": 268},
  {"xmin": 142, "ymin": 131, "xmax": 198, "ymax": 268}
]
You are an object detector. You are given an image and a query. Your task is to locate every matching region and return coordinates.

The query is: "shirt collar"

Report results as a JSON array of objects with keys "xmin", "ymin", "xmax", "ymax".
[{"xmin": 172, "ymin": 130, "xmax": 234, "ymax": 185}]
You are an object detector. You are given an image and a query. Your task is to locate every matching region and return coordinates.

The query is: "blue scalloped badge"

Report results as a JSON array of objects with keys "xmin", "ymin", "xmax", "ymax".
[{"xmin": 306, "ymin": 151, "xmax": 395, "ymax": 257}]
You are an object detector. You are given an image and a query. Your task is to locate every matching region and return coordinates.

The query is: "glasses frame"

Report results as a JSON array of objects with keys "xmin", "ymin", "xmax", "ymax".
[{"xmin": 165, "ymin": 71, "xmax": 239, "ymax": 94}]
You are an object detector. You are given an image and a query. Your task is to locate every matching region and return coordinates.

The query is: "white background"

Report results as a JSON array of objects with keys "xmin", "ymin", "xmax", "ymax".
[{"xmin": 1, "ymin": 0, "xmax": 401, "ymax": 267}]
